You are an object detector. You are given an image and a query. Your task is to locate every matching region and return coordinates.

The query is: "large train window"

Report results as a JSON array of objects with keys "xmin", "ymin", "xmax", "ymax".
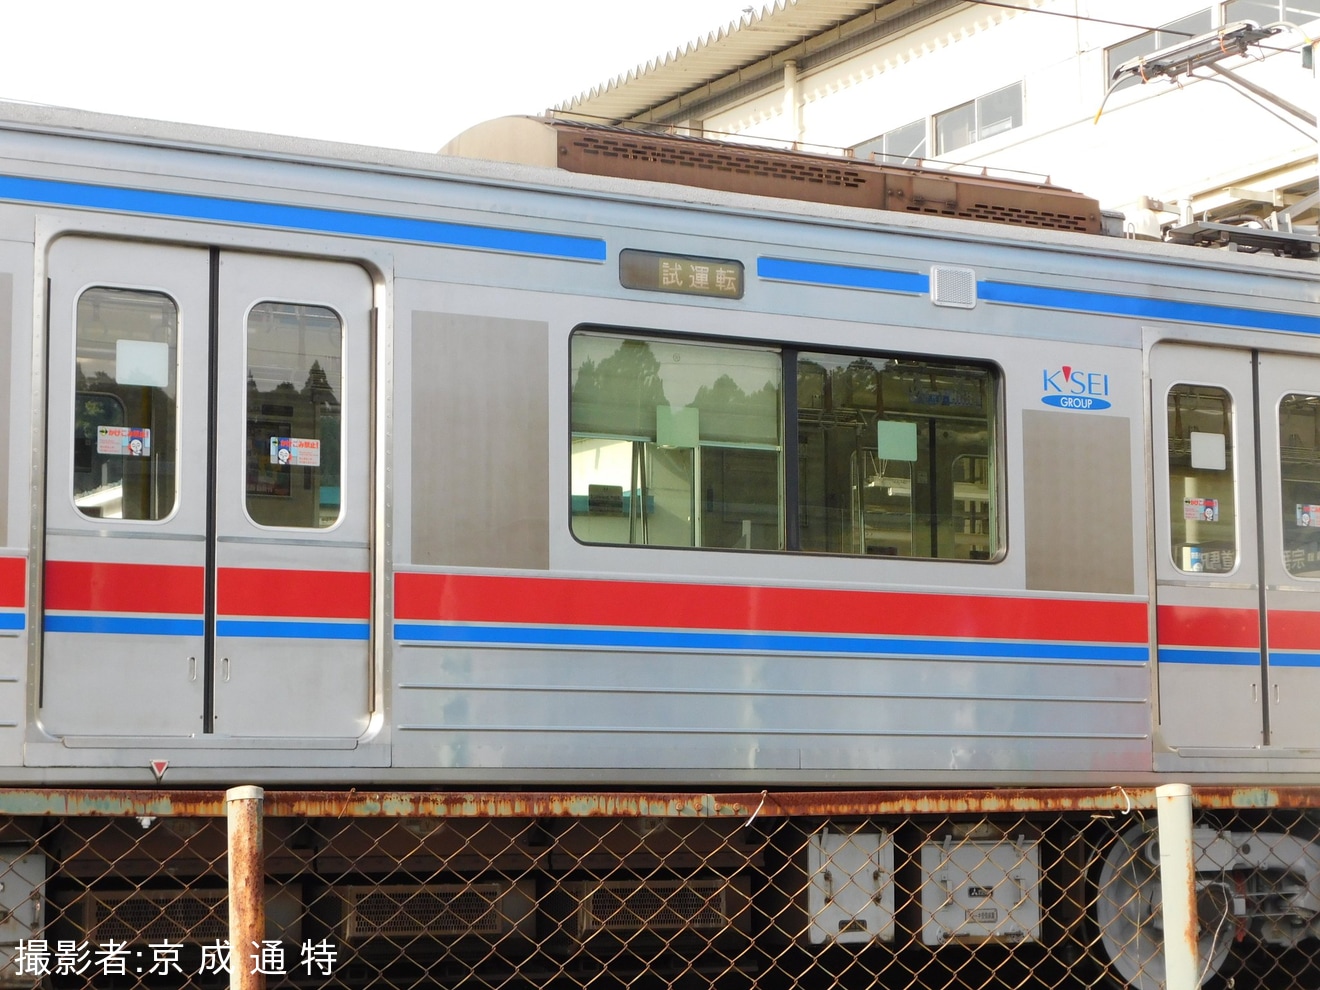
[
  {"xmin": 570, "ymin": 332, "xmax": 784, "ymax": 549},
  {"xmin": 570, "ymin": 330, "xmax": 1000, "ymax": 560},
  {"xmin": 1167, "ymin": 383, "xmax": 1237, "ymax": 573},
  {"xmin": 1278, "ymin": 393, "xmax": 1320, "ymax": 576},
  {"xmin": 244, "ymin": 302, "xmax": 343, "ymax": 529},
  {"xmin": 797, "ymin": 353, "xmax": 998, "ymax": 560},
  {"xmin": 71, "ymin": 287, "xmax": 178, "ymax": 521}
]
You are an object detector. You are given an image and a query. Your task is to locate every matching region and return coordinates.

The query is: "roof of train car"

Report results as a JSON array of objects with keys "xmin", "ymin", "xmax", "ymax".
[{"xmin": 0, "ymin": 99, "xmax": 1315, "ymax": 282}]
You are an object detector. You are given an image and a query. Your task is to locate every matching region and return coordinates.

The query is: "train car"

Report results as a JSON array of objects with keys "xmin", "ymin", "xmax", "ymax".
[{"xmin": 2, "ymin": 103, "xmax": 1320, "ymax": 988}]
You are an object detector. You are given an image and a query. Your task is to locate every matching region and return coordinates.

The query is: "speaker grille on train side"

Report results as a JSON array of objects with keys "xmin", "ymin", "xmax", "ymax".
[
  {"xmin": 78, "ymin": 888, "xmax": 229, "ymax": 944},
  {"xmin": 343, "ymin": 883, "xmax": 518, "ymax": 940},
  {"xmin": 574, "ymin": 878, "xmax": 736, "ymax": 936},
  {"xmin": 75, "ymin": 887, "xmax": 303, "ymax": 945}
]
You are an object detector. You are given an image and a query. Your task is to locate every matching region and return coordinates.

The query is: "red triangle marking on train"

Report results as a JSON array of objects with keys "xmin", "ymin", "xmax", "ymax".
[{"xmin": 150, "ymin": 760, "xmax": 169, "ymax": 782}]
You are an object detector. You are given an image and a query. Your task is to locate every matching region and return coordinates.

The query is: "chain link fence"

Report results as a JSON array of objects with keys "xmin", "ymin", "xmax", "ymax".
[{"xmin": 0, "ymin": 787, "xmax": 1316, "ymax": 989}]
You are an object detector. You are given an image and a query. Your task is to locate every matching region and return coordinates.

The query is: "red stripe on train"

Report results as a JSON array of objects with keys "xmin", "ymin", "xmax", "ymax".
[
  {"xmin": 43, "ymin": 562, "xmax": 369, "ymax": 619},
  {"xmin": 1156, "ymin": 604, "xmax": 1259, "ymax": 648},
  {"xmin": 0, "ymin": 557, "xmax": 24, "ymax": 609},
  {"xmin": 217, "ymin": 568, "xmax": 370, "ymax": 619},
  {"xmin": 44, "ymin": 561, "xmax": 203, "ymax": 614},
  {"xmin": 1267, "ymin": 609, "xmax": 1320, "ymax": 651},
  {"xmin": 395, "ymin": 572, "xmax": 1148, "ymax": 643}
]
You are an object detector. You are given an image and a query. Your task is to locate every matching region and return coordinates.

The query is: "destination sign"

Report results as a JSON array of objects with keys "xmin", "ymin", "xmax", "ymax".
[{"xmin": 619, "ymin": 249, "xmax": 744, "ymax": 299}]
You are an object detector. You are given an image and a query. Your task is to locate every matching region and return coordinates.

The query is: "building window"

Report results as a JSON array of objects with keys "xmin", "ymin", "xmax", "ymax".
[
  {"xmin": 1105, "ymin": 10, "xmax": 1213, "ymax": 91},
  {"xmin": 853, "ymin": 118, "xmax": 927, "ymax": 165},
  {"xmin": 934, "ymin": 83, "xmax": 1023, "ymax": 155},
  {"xmin": 1224, "ymin": 1, "xmax": 1320, "ymax": 22}
]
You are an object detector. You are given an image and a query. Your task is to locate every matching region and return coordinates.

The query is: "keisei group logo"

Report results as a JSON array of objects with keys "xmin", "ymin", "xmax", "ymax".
[{"xmin": 1042, "ymin": 365, "xmax": 1111, "ymax": 411}]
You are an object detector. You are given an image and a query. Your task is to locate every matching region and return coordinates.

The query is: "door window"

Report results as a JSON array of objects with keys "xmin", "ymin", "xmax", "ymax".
[
  {"xmin": 1167, "ymin": 383, "xmax": 1237, "ymax": 573},
  {"xmin": 244, "ymin": 302, "xmax": 343, "ymax": 529},
  {"xmin": 72, "ymin": 287, "xmax": 178, "ymax": 521},
  {"xmin": 1278, "ymin": 393, "xmax": 1320, "ymax": 576}
]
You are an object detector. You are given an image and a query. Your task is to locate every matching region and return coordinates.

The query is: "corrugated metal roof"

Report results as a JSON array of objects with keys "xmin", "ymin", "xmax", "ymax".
[{"xmin": 554, "ymin": 0, "xmax": 939, "ymax": 126}]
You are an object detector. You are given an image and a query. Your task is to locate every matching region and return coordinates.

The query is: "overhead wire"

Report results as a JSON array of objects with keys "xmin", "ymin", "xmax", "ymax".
[{"xmin": 964, "ymin": 0, "xmax": 1186, "ymax": 35}]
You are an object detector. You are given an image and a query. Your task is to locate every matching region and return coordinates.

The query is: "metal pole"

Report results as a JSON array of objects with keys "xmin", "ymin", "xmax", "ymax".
[
  {"xmin": 1314, "ymin": 38, "xmax": 1320, "ymax": 228},
  {"xmin": 227, "ymin": 785, "xmax": 265, "ymax": 990},
  {"xmin": 1155, "ymin": 783, "xmax": 1199, "ymax": 990}
]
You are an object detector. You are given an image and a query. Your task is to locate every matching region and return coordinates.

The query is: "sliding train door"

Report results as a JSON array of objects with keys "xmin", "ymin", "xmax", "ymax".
[
  {"xmin": 40, "ymin": 237, "xmax": 373, "ymax": 741},
  {"xmin": 1152, "ymin": 341, "xmax": 1320, "ymax": 752},
  {"xmin": 41, "ymin": 240, "xmax": 210, "ymax": 737},
  {"xmin": 1253, "ymin": 351, "xmax": 1320, "ymax": 749}
]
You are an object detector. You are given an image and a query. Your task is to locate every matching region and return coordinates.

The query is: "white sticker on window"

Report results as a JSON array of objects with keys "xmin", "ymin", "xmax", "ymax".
[
  {"xmin": 270, "ymin": 437, "xmax": 321, "ymax": 466},
  {"xmin": 96, "ymin": 425, "xmax": 151, "ymax": 457},
  {"xmin": 115, "ymin": 338, "xmax": 170, "ymax": 388},
  {"xmin": 1190, "ymin": 431, "xmax": 1227, "ymax": 470},
  {"xmin": 877, "ymin": 421, "xmax": 918, "ymax": 461}
]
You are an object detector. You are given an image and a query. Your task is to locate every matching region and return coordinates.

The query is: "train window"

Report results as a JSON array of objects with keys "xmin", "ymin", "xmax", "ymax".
[
  {"xmin": 72, "ymin": 287, "xmax": 178, "ymax": 521},
  {"xmin": 244, "ymin": 302, "xmax": 343, "ymax": 529},
  {"xmin": 1167, "ymin": 383, "xmax": 1237, "ymax": 573},
  {"xmin": 569, "ymin": 330, "xmax": 1001, "ymax": 561},
  {"xmin": 570, "ymin": 332, "xmax": 784, "ymax": 549},
  {"xmin": 1278, "ymin": 393, "xmax": 1320, "ymax": 576},
  {"xmin": 797, "ymin": 353, "xmax": 999, "ymax": 560}
]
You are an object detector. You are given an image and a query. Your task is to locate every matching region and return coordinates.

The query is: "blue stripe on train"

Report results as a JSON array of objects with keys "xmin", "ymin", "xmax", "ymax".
[
  {"xmin": 1158, "ymin": 647, "xmax": 1261, "ymax": 666},
  {"xmin": 757, "ymin": 257, "xmax": 1320, "ymax": 335},
  {"xmin": 393, "ymin": 622, "xmax": 1150, "ymax": 662},
  {"xmin": 0, "ymin": 174, "xmax": 607, "ymax": 262},
  {"xmin": 44, "ymin": 615, "xmax": 205, "ymax": 636},
  {"xmin": 45, "ymin": 615, "xmax": 369, "ymax": 640},
  {"xmin": 1162, "ymin": 648, "xmax": 1320, "ymax": 667},
  {"xmin": 217, "ymin": 619, "xmax": 370, "ymax": 641}
]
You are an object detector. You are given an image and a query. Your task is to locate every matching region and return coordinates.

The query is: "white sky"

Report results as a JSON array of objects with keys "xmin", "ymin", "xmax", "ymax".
[{"xmin": 0, "ymin": 0, "xmax": 761, "ymax": 152}]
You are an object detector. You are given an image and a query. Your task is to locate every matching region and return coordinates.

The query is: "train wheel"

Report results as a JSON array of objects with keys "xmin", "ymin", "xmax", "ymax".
[{"xmin": 1091, "ymin": 820, "xmax": 1233, "ymax": 990}]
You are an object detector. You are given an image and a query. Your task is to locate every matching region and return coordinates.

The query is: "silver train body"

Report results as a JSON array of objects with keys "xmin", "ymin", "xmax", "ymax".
[{"xmin": 0, "ymin": 102, "xmax": 1317, "ymax": 789}]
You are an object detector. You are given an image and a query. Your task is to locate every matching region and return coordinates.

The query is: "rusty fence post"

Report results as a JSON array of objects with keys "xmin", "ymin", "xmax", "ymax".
[
  {"xmin": 227, "ymin": 785, "xmax": 266, "ymax": 990},
  {"xmin": 1155, "ymin": 782, "xmax": 1199, "ymax": 990}
]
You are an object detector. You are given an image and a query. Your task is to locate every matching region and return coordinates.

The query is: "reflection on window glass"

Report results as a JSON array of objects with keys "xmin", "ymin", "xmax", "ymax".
[
  {"xmin": 935, "ymin": 84, "xmax": 1024, "ymax": 155},
  {"xmin": 73, "ymin": 287, "xmax": 178, "ymax": 521},
  {"xmin": 1167, "ymin": 383, "xmax": 1236, "ymax": 573},
  {"xmin": 1279, "ymin": 393, "xmax": 1320, "ymax": 576},
  {"xmin": 245, "ymin": 302, "xmax": 343, "ymax": 529},
  {"xmin": 569, "ymin": 329, "xmax": 1001, "ymax": 561},
  {"xmin": 798, "ymin": 354, "xmax": 998, "ymax": 560},
  {"xmin": 853, "ymin": 119, "xmax": 927, "ymax": 165},
  {"xmin": 935, "ymin": 101, "xmax": 977, "ymax": 156},
  {"xmin": 570, "ymin": 333, "xmax": 783, "ymax": 549}
]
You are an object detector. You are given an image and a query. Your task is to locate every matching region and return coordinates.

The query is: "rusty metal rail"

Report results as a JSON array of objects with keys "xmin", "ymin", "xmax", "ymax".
[{"xmin": 0, "ymin": 784, "xmax": 1311, "ymax": 818}]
